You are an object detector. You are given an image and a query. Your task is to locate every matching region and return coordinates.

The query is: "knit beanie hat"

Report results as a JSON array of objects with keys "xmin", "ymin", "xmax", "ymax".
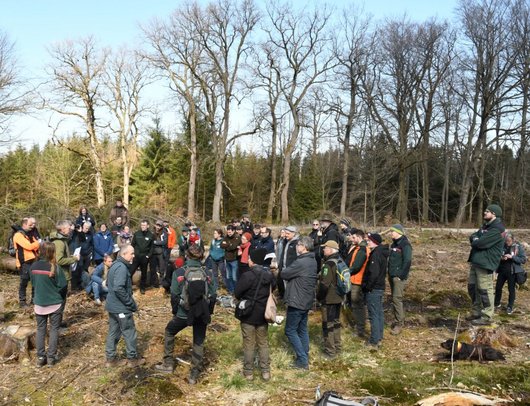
[
  {"xmin": 486, "ymin": 204, "xmax": 502, "ymax": 218},
  {"xmin": 367, "ymin": 233, "xmax": 382, "ymax": 245},
  {"xmin": 389, "ymin": 224, "xmax": 405, "ymax": 236}
]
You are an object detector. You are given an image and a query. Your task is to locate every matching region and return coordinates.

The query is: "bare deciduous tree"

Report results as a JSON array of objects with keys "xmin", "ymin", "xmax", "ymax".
[{"xmin": 46, "ymin": 37, "xmax": 108, "ymax": 208}]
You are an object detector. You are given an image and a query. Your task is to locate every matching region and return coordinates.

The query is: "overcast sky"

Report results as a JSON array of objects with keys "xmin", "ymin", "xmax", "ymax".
[{"xmin": 2, "ymin": 0, "xmax": 458, "ymax": 150}]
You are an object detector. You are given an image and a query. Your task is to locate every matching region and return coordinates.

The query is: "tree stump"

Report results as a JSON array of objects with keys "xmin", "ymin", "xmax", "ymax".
[{"xmin": 0, "ymin": 325, "xmax": 36, "ymax": 363}]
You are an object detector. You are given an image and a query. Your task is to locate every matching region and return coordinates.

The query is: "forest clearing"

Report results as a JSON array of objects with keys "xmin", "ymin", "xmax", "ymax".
[{"xmin": 1, "ymin": 228, "xmax": 529, "ymax": 406}]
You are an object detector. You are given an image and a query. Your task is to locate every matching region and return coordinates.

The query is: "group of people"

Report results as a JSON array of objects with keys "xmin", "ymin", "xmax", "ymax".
[{"xmin": 9, "ymin": 203, "xmax": 524, "ymax": 384}]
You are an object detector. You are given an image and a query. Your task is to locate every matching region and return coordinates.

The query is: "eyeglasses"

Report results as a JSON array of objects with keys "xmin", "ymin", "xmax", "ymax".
[{"xmin": 313, "ymin": 223, "xmax": 319, "ymax": 226}]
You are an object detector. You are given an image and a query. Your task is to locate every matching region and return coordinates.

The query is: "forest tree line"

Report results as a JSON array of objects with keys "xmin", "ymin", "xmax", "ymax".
[{"xmin": 0, "ymin": 0, "xmax": 529, "ymax": 230}]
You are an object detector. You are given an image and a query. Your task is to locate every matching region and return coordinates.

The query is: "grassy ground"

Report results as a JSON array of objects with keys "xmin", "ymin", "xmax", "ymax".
[{"xmin": 1, "ymin": 229, "xmax": 530, "ymax": 405}]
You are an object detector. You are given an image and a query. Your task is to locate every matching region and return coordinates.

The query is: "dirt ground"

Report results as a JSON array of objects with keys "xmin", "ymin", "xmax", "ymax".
[{"xmin": 1, "ymin": 229, "xmax": 529, "ymax": 405}]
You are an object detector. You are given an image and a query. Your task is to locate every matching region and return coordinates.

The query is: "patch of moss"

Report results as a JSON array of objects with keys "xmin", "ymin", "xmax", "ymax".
[
  {"xmin": 133, "ymin": 377, "xmax": 183, "ymax": 405},
  {"xmin": 221, "ymin": 371, "xmax": 247, "ymax": 389}
]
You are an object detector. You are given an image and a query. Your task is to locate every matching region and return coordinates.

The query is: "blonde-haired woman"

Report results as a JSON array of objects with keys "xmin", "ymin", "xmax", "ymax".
[{"xmin": 30, "ymin": 241, "xmax": 67, "ymax": 367}]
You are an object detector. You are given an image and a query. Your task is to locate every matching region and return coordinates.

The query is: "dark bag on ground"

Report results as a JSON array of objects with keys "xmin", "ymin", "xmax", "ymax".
[{"xmin": 315, "ymin": 391, "xmax": 378, "ymax": 406}]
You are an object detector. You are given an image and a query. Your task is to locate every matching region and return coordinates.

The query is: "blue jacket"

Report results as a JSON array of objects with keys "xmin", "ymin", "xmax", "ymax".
[
  {"xmin": 257, "ymin": 236, "xmax": 275, "ymax": 254},
  {"xmin": 93, "ymin": 230, "xmax": 114, "ymax": 260},
  {"xmin": 209, "ymin": 238, "xmax": 225, "ymax": 261},
  {"xmin": 105, "ymin": 257, "xmax": 137, "ymax": 314}
]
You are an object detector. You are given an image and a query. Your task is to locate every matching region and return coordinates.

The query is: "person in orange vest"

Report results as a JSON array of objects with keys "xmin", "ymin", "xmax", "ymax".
[
  {"xmin": 163, "ymin": 220, "xmax": 176, "ymax": 260},
  {"xmin": 13, "ymin": 217, "xmax": 41, "ymax": 308},
  {"xmin": 347, "ymin": 229, "xmax": 371, "ymax": 338}
]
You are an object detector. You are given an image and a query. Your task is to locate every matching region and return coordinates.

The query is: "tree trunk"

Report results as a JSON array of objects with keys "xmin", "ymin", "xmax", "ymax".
[
  {"xmin": 266, "ymin": 112, "xmax": 278, "ymax": 223},
  {"xmin": 187, "ymin": 104, "xmax": 197, "ymax": 220},
  {"xmin": 87, "ymin": 110, "xmax": 105, "ymax": 208}
]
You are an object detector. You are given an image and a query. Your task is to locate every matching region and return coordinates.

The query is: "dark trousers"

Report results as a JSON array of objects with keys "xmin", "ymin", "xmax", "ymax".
[
  {"xmin": 105, "ymin": 312, "xmax": 138, "ymax": 360},
  {"xmin": 365, "ymin": 289, "xmax": 384, "ymax": 345},
  {"xmin": 19, "ymin": 262, "xmax": 34, "ymax": 304},
  {"xmin": 321, "ymin": 303, "xmax": 341, "ymax": 356},
  {"xmin": 495, "ymin": 269, "xmax": 517, "ymax": 309},
  {"xmin": 130, "ymin": 256, "xmax": 150, "ymax": 290},
  {"xmin": 150, "ymin": 254, "xmax": 165, "ymax": 288},
  {"xmin": 163, "ymin": 315, "xmax": 207, "ymax": 377},
  {"xmin": 36, "ymin": 306, "xmax": 63, "ymax": 360}
]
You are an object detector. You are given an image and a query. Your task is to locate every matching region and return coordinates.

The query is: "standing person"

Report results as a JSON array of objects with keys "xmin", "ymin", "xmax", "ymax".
[
  {"xmin": 110, "ymin": 217, "xmax": 124, "ymax": 243},
  {"xmin": 317, "ymin": 240, "xmax": 343, "ymax": 358},
  {"xmin": 71, "ymin": 222, "xmax": 94, "ymax": 291},
  {"xmin": 93, "ymin": 224, "xmax": 114, "ymax": 266},
  {"xmin": 277, "ymin": 226, "xmax": 300, "ymax": 299},
  {"xmin": 281, "ymin": 236, "xmax": 318, "ymax": 370},
  {"xmin": 241, "ymin": 214, "xmax": 253, "ymax": 234},
  {"xmin": 238, "ymin": 232, "xmax": 252, "ymax": 275},
  {"xmin": 130, "ymin": 220, "xmax": 154, "ymax": 294},
  {"xmin": 164, "ymin": 220, "xmax": 177, "ymax": 261},
  {"xmin": 13, "ymin": 217, "xmax": 41, "ymax": 308},
  {"xmin": 250, "ymin": 224, "xmax": 262, "ymax": 251},
  {"xmin": 188, "ymin": 227, "xmax": 202, "ymax": 247},
  {"xmin": 75, "ymin": 206, "xmax": 96, "ymax": 231},
  {"xmin": 362, "ymin": 233, "xmax": 388, "ymax": 349},
  {"xmin": 467, "ymin": 205, "xmax": 506, "ymax": 325},
  {"xmin": 109, "ymin": 199, "xmax": 129, "ymax": 226},
  {"xmin": 348, "ymin": 229, "xmax": 370, "ymax": 338},
  {"xmin": 309, "ymin": 220, "xmax": 322, "ymax": 269},
  {"xmin": 105, "ymin": 245, "xmax": 144, "ymax": 367},
  {"xmin": 49, "ymin": 220, "xmax": 80, "ymax": 295},
  {"xmin": 257, "ymin": 226, "xmax": 275, "ymax": 269},
  {"xmin": 275, "ymin": 229, "xmax": 287, "ymax": 269},
  {"xmin": 117, "ymin": 225, "xmax": 133, "ymax": 247},
  {"xmin": 234, "ymin": 248, "xmax": 276, "ymax": 381},
  {"xmin": 178, "ymin": 227, "xmax": 190, "ymax": 257},
  {"xmin": 221, "ymin": 225, "xmax": 241, "ymax": 295},
  {"xmin": 318, "ymin": 216, "xmax": 341, "ymax": 268},
  {"xmin": 151, "ymin": 220, "xmax": 168, "ymax": 289},
  {"xmin": 494, "ymin": 233, "xmax": 526, "ymax": 315},
  {"xmin": 209, "ymin": 229, "xmax": 225, "ymax": 292},
  {"xmin": 338, "ymin": 218, "xmax": 351, "ymax": 259},
  {"xmin": 30, "ymin": 241, "xmax": 67, "ymax": 367},
  {"xmin": 154, "ymin": 245, "xmax": 215, "ymax": 384},
  {"xmin": 386, "ymin": 224, "xmax": 412, "ymax": 335}
]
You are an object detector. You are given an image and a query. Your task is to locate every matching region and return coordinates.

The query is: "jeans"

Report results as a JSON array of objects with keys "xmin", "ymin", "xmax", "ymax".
[
  {"xmin": 365, "ymin": 289, "xmax": 384, "ymax": 345},
  {"xmin": 105, "ymin": 312, "xmax": 138, "ymax": 360},
  {"xmin": 241, "ymin": 322, "xmax": 270, "ymax": 375},
  {"xmin": 163, "ymin": 315, "xmax": 207, "ymax": 377},
  {"xmin": 284, "ymin": 307, "xmax": 310, "ymax": 367},
  {"xmin": 36, "ymin": 306, "xmax": 63, "ymax": 360},
  {"xmin": 91, "ymin": 275, "xmax": 108, "ymax": 300},
  {"xmin": 494, "ymin": 269, "xmax": 517, "ymax": 309},
  {"xmin": 225, "ymin": 260, "xmax": 238, "ymax": 294},
  {"xmin": 211, "ymin": 259, "xmax": 225, "ymax": 292}
]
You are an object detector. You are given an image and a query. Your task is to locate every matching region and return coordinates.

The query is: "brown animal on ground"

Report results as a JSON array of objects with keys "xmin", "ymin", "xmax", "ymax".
[{"xmin": 440, "ymin": 339, "xmax": 505, "ymax": 362}]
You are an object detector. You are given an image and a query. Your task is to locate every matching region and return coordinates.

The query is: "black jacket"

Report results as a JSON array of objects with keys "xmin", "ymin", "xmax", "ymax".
[
  {"xmin": 362, "ymin": 244, "xmax": 389, "ymax": 292},
  {"xmin": 281, "ymin": 251, "xmax": 318, "ymax": 310},
  {"xmin": 131, "ymin": 229, "xmax": 154, "ymax": 258},
  {"xmin": 234, "ymin": 265, "xmax": 276, "ymax": 325}
]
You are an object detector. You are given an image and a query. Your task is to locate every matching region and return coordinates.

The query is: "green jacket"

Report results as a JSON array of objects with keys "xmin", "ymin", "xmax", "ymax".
[
  {"xmin": 468, "ymin": 218, "xmax": 506, "ymax": 272},
  {"xmin": 317, "ymin": 253, "xmax": 343, "ymax": 305},
  {"xmin": 49, "ymin": 231, "xmax": 77, "ymax": 281},
  {"xmin": 388, "ymin": 235, "xmax": 413, "ymax": 280},
  {"xmin": 30, "ymin": 260, "xmax": 66, "ymax": 306}
]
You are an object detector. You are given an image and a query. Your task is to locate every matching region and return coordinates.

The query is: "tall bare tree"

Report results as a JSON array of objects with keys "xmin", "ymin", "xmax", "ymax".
[
  {"xmin": 454, "ymin": 0, "xmax": 519, "ymax": 226},
  {"xmin": 264, "ymin": 2, "xmax": 335, "ymax": 222},
  {"xmin": 46, "ymin": 37, "xmax": 108, "ymax": 208},
  {"xmin": 0, "ymin": 31, "xmax": 29, "ymax": 140},
  {"xmin": 103, "ymin": 49, "xmax": 151, "ymax": 207}
]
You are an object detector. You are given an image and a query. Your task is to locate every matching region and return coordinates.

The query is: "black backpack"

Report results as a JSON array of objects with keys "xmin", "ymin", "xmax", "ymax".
[{"xmin": 7, "ymin": 229, "xmax": 17, "ymax": 257}]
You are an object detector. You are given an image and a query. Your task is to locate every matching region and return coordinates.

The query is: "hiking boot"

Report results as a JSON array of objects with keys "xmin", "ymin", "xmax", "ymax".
[
  {"xmin": 188, "ymin": 371, "xmax": 199, "ymax": 385},
  {"xmin": 471, "ymin": 317, "xmax": 492, "ymax": 326},
  {"xmin": 495, "ymin": 303, "xmax": 502, "ymax": 309},
  {"xmin": 154, "ymin": 362, "xmax": 174, "ymax": 374},
  {"xmin": 506, "ymin": 307, "xmax": 513, "ymax": 315},
  {"xmin": 127, "ymin": 358, "xmax": 146, "ymax": 367},
  {"xmin": 36, "ymin": 357, "xmax": 47, "ymax": 367},
  {"xmin": 391, "ymin": 325, "xmax": 402, "ymax": 335},
  {"xmin": 261, "ymin": 371, "xmax": 271, "ymax": 381},
  {"xmin": 291, "ymin": 361, "xmax": 309, "ymax": 370},
  {"xmin": 140, "ymin": 289, "xmax": 146, "ymax": 295},
  {"xmin": 47, "ymin": 357, "xmax": 58, "ymax": 367},
  {"xmin": 243, "ymin": 373, "xmax": 254, "ymax": 381},
  {"xmin": 105, "ymin": 358, "xmax": 127, "ymax": 368},
  {"xmin": 95, "ymin": 299, "xmax": 102, "ymax": 306},
  {"xmin": 465, "ymin": 313, "xmax": 481, "ymax": 321}
]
